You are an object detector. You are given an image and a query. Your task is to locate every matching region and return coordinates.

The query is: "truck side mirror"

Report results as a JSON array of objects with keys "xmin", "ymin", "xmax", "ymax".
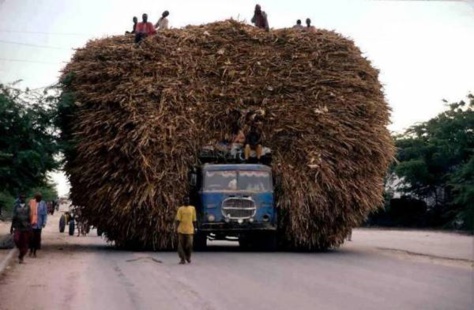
[{"xmin": 189, "ymin": 173, "xmax": 197, "ymax": 187}]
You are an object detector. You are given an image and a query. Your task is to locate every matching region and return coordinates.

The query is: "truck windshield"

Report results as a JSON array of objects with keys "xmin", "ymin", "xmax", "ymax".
[{"xmin": 203, "ymin": 171, "xmax": 272, "ymax": 192}]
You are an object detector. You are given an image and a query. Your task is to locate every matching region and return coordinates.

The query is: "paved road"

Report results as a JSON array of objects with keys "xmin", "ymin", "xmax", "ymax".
[{"xmin": 0, "ymin": 211, "xmax": 472, "ymax": 310}]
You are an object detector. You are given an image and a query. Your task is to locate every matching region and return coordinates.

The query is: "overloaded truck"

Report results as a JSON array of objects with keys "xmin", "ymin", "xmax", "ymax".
[{"xmin": 189, "ymin": 145, "xmax": 278, "ymax": 250}]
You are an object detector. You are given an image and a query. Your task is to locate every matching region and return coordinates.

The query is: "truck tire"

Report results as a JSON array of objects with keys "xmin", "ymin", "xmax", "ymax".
[
  {"xmin": 59, "ymin": 215, "xmax": 66, "ymax": 233},
  {"xmin": 238, "ymin": 234, "xmax": 254, "ymax": 251},
  {"xmin": 262, "ymin": 232, "xmax": 278, "ymax": 252},
  {"xmin": 69, "ymin": 220, "xmax": 75, "ymax": 236},
  {"xmin": 194, "ymin": 233, "xmax": 207, "ymax": 251},
  {"xmin": 242, "ymin": 232, "xmax": 277, "ymax": 251}
]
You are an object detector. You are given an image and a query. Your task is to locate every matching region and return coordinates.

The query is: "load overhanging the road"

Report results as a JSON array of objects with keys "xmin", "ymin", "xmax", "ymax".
[{"xmin": 58, "ymin": 20, "xmax": 394, "ymax": 250}]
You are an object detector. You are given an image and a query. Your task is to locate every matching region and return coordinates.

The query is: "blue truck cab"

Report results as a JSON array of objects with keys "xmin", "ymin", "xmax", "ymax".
[{"xmin": 190, "ymin": 162, "xmax": 277, "ymax": 250}]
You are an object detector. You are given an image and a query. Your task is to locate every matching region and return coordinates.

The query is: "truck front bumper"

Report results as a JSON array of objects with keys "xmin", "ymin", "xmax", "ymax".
[{"xmin": 198, "ymin": 222, "xmax": 277, "ymax": 232}]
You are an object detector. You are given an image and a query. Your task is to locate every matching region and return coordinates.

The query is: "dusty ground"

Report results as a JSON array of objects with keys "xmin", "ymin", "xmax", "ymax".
[
  {"xmin": 0, "ymin": 220, "xmax": 13, "ymax": 263},
  {"xmin": 0, "ymin": 208, "xmax": 472, "ymax": 310},
  {"xmin": 343, "ymin": 228, "xmax": 474, "ymax": 270}
]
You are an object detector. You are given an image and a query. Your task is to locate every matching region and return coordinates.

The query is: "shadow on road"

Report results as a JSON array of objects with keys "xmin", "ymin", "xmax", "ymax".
[
  {"xmin": 44, "ymin": 235, "xmax": 360, "ymax": 257},
  {"xmin": 44, "ymin": 242, "xmax": 112, "ymax": 253}
]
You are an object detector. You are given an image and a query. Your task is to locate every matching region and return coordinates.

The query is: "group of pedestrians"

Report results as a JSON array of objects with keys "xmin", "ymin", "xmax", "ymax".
[{"xmin": 10, "ymin": 193, "xmax": 48, "ymax": 264}]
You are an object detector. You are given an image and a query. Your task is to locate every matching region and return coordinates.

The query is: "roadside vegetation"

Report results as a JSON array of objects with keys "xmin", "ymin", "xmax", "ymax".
[
  {"xmin": 0, "ymin": 84, "xmax": 59, "ymax": 216},
  {"xmin": 371, "ymin": 94, "xmax": 474, "ymax": 232}
]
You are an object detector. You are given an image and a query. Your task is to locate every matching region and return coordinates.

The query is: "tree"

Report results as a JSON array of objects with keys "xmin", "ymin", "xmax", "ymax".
[
  {"xmin": 28, "ymin": 180, "xmax": 59, "ymax": 201},
  {"xmin": 393, "ymin": 94, "xmax": 474, "ymax": 230},
  {"xmin": 0, "ymin": 84, "xmax": 59, "ymax": 210},
  {"xmin": 450, "ymin": 157, "xmax": 474, "ymax": 230}
]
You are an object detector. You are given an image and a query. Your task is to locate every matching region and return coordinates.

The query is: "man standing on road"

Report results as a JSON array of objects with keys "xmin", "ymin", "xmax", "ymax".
[
  {"xmin": 29, "ymin": 193, "xmax": 47, "ymax": 257},
  {"xmin": 10, "ymin": 194, "xmax": 31, "ymax": 264},
  {"xmin": 175, "ymin": 198, "xmax": 196, "ymax": 264}
]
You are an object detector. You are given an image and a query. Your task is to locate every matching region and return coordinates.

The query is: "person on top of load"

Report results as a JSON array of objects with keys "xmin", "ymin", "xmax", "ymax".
[
  {"xmin": 126, "ymin": 16, "xmax": 138, "ymax": 34},
  {"xmin": 293, "ymin": 19, "xmax": 303, "ymax": 30},
  {"xmin": 135, "ymin": 13, "xmax": 156, "ymax": 43},
  {"xmin": 251, "ymin": 4, "xmax": 269, "ymax": 32},
  {"xmin": 155, "ymin": 10, "xmax": 170, "ymax": 30},
  {"xmin": 305, "ymin": 18, "xmax": 316, "ymax": 32},
  {"xmin": 244, "ymin": 125, "xmax": 263, "ymax": 161},
  {"xmin": 229, "ymin": 123, "xmax": 245, "ymax": 157}
]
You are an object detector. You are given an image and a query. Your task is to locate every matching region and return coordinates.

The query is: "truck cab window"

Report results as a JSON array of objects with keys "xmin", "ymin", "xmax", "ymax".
[
  {"xmin": 204, "ymin": 171, "xmax": 237, "ymax": 192},
  {"xmin": 238, "ymin": 171, "xmax": 271, "ymax": 192}
]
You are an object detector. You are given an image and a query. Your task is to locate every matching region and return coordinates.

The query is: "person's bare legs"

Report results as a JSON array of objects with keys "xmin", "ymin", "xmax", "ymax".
[{"xmin": 178, "ymin": 234, "xmax": 186, "ymax": 264}]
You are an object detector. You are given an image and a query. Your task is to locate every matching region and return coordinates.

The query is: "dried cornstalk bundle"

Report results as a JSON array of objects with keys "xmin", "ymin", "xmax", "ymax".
[{"xmin": 60, "ymin": 20, "xmax": 394, "ymax": 250}]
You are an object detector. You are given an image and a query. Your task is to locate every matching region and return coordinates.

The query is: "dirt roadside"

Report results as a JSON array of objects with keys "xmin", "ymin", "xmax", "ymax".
[
  {"xmin": 342, "ymin": 228, "xmax": 473, "ymax": 268},
  {"xmin": 0, "ymin": 204, "xmax": 76, "ymax": 272},
  {"xmin": 0, "ymin": 221, "xmax": 14, "ymax": 266}
]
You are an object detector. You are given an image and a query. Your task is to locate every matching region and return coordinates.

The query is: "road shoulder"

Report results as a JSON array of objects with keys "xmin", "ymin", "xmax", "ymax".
[
  {"xmin": 343, "ymin": 228, "xmax": 473, "ymax": 268},
  {"xmin": 0, "ymin": 221, "xmax": 16, "ymax": 275}
]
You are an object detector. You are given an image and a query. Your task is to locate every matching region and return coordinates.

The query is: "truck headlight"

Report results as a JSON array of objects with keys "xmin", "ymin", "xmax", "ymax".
[
  {"xmin": 263, "ymin": 214, "xmax": 270, "ymax": 222},
  {"xmin": 207, "ymin": 214, "xmax": 215, "ymax": 222}
]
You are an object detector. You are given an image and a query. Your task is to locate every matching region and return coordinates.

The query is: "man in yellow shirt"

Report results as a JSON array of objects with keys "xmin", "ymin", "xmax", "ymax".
[{"xmin": 175, "ymin": 198, "xmax": 197, "ymax": 264}]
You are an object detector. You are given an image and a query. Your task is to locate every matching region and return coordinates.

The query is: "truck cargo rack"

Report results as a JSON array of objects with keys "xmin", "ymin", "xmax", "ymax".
[{"xmin": 198, "ymin": 144, "xmax": 272, "ymax": 166}]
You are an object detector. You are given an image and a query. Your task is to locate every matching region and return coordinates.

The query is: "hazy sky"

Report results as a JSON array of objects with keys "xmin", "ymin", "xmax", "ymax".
[{"xmin": 1, "ymin": 0, "xmax": 473, "ymax": 196}]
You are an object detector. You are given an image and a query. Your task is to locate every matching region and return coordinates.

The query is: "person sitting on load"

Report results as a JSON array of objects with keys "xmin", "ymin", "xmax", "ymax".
[
  {"xmin": 304, "ymin": 18, "xmax": 316, "ymax": 33},
  {"xmin": 244, "ymin": 125, "xmax": 263, "ymax": 161},
  {"xmin": 224, "ymin": 123, "xmax": 245, "ymax": 158},
  {"xmin": 135, "ymin": 13, "xmax": 156, "ymax": 43},
  {"xmin": 231, "ymin": 124, "xmax": 245, "ymax": 145},
  {"xmin": 125, "ymin": 16, "xmax": 138, "ymax": 34},
  {"xmin": 155, "ymin": 10, "xmax": 170, "ymax": 30},
  {"xmin": 293, "ymin": 19, "xmax": 303, "ymax": 30}
]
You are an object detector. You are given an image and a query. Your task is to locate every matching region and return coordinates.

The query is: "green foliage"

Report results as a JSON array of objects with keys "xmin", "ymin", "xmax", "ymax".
[
  {"xmin": 0, "ymin": 190, "xmax": 15, "ymax": 218},
  {"xmin": 450, "ymin": 157, "xmax": 474, "ymax": 230},
  {"xmin": 0, "ymin": 182, "xmax": 57, "ymax": 218},
  {"xmin": 393, "ymin": 94, "xmax": 474, "ymax": 231},
  {"xmin": 27, "ymin": 180, "xmax": 59, "ymax": 201},
  {"xmin": 0, "ymin": 84, "xmax": 59, "ymax": 198},
  {"xmin": 55, "ymin": 90, "xmax": 77, "ymax": 165}
]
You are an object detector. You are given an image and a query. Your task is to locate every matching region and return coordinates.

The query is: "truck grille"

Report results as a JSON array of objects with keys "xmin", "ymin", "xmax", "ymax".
[{"xmin": 222, "ymin": 198, "xmax": 256, "ymax": 219}]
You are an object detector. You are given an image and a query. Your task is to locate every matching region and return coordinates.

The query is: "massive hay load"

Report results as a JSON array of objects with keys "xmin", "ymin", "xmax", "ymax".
[{"xmin": 59, "ymin": 20, "xmax": 394, "ymax": 250}]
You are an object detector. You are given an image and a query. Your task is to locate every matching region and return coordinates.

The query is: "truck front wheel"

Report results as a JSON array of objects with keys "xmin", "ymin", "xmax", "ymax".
[
  {"xmin": 262, "ymin": 232, "xmax": 278, "ymax": 252},
  {"xmin": 239, "ymin": 236, "xmax": 252, "ymax": 251},
  {"xmin": 194, "ymin": 232, "xmax": 207, "ymax": 251},
  {"xmin": 239, "ymin": 232, "xmax": 278, "ymax": 251}
]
